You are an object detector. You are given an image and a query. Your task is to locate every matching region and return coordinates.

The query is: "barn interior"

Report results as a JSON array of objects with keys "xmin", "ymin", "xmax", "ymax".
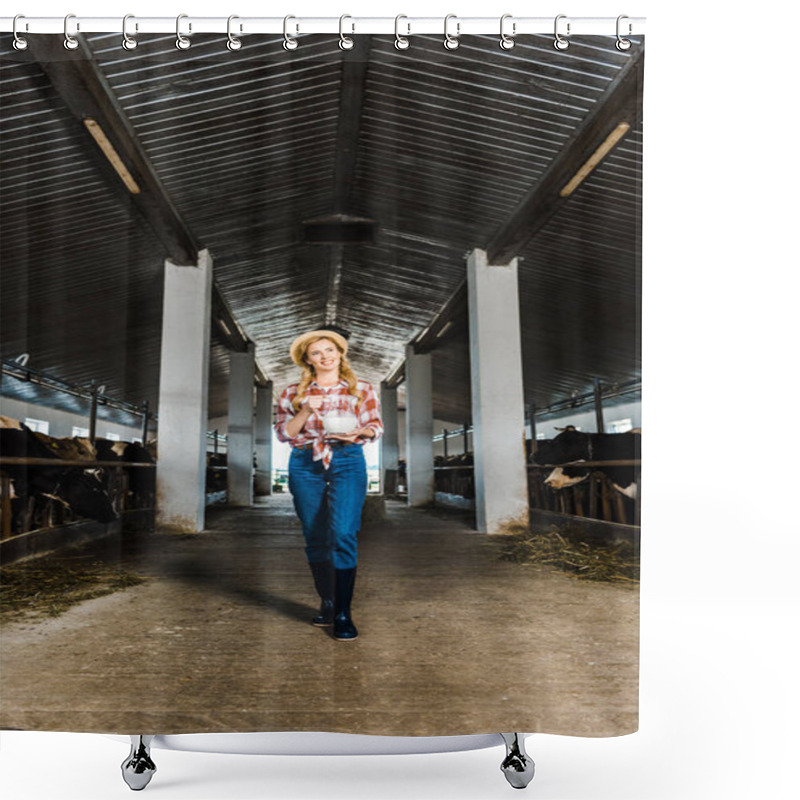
[
  {"xmin": 1, "ymin": 29, "xmax": 642, "ymax": 533},
  {"xmin": 0, "ymin": 25, "xmax": 643, "ymax": 740}
]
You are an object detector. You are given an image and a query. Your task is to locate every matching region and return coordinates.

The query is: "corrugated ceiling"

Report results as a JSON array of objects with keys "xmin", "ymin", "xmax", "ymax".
[{"xmin": 1, "ymin": 33, "xmax": 642, "ymax": 426}]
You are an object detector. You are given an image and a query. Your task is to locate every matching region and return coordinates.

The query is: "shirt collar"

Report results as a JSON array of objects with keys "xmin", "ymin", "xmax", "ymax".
[{"xmin": 310, "ymin": 378, "xmax": 347, "ymax": 389}]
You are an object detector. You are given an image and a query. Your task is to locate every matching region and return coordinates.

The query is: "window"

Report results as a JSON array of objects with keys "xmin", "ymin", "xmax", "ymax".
[
  {"xmin": 25, "ymin": 418, "xmax": 50, "ymax": 434},
  {"xmin": 105, "ymin": 432, "xmax": 120, "ymax": 441},
  {"xmin": 72, "ymin": 426, "xmax": 90, "ymax": 437},
  {"xmin": 609, "ymin": 418, "xmax": 633, "ymax": 433}
]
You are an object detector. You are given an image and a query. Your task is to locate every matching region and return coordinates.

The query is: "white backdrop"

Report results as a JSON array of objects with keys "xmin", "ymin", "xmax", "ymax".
[{"xmin": 2, "ymin": 1, "xmax": 798, "ymax": 799}]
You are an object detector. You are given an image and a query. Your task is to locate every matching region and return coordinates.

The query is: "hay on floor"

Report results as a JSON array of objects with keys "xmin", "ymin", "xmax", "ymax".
[
  {"xmin": 1, "ymin": 558, "xmax": 146, "ymax": 621},
  {"xmin": 498, "ymin": 527, "xmax": 639, "ymax": 584}
]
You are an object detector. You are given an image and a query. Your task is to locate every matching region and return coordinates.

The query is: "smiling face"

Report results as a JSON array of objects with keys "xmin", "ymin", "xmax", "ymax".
[{"xmin": 304, "ymin": 337, "xmax": 342, "ymax": 375}]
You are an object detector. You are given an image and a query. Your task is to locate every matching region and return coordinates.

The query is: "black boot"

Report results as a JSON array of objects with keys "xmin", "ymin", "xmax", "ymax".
[
  {"xmin": 333, "ymin": 567, "xmax": 358, "ymax": 641},
  {"xmin": 308, "ymin": 561, "xmax": 335, "ymax": 626}
]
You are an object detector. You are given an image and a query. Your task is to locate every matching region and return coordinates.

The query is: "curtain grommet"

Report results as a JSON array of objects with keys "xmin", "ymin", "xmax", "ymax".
[
  {"xmin": 283, "ymin": 15, "xmax": 298, "ymax": 50},
  {"xmin": 616, "ymin": 15, "xmax": 632, "ymax": 50},
  {"xmin": 554, "ymin": 15, "xmax": 570, "ymax": 51},
  {"xmin": 394, "ymin": 15, "xmax": 410, "ymax": 50},
  {"xmin": 175, "ymin": 13, "xmax": 191, "ymax": 50},
  {"xmin": 444, "ymin": 14, "xmax": 460, "ymax": 50},
  {"xmin": 12, "ymin": 15, "xmax": 28, "ymax": 50},
  {"xmin": 122, "ymin": 14, "xmax": 138, "ymax": 50},
  {"xmin": 339, "ymin": 15, "xmax": 355, "ymax": 50},
  {"xmin": 227, "ymin": 15, "xmax": 242, "ymax": 51},
  {"xmin": 500, "ymin": 14, "xmax": 516, "ymax": 50},
  {"xmin": 63, "ymin": 14, "xmax": 79, "ymax": 50}
]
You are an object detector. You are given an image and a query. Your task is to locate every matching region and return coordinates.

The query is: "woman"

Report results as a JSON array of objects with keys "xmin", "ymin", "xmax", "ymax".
[{"xmin": 275, "ymin": 330, "xmax": 383, "ymax": 641}]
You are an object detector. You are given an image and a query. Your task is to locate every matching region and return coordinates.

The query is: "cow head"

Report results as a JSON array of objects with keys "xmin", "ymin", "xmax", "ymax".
[
  {"xmin": 531, "ymin": 427, "xmax": 593, "ymax": 491},
  {"xmin": 533, "ymin": 426, "xmax": 590, "ymax": 466},
  {"xmin": 543, "ymin": 465, "xmax": 590, "ymax": 490},
  {"xmin": 61, "ymin": 469, "xmax": 118, "ymax": 523}
]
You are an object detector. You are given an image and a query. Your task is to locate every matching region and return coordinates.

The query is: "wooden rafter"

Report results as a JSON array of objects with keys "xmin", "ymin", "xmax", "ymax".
[
  {"xmin": 23, "ymin": 34, "xmax": 270, "ymax": 384},
  {"xmin": 402, "ymin": 47, "xmax": 644, "ymax": 366}
]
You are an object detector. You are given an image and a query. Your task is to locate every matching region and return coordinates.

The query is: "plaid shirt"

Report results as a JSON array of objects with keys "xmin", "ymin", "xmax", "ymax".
[{"xmin": 275, "ymin": 379, "xmax": 383, "ymax": 469}]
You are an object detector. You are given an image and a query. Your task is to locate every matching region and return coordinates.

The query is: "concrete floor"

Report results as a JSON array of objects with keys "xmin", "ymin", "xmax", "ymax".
[{"xmin": 0, "ymin": 496, "xmax": 638, "ymax": 737}]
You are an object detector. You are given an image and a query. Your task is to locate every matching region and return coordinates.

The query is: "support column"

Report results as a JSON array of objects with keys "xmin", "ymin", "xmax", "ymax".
[
  {"xmin": 380, "ymin": 382, "xmax": 399, "ymax": 495},
  {"xmin": 527, "ymin": 403, "xmax": 537, "ymax": 459},
  {"xmin": 254, "ymin": 382, "xmax": 273, "ymax": 496},
  {"xmin": 156, "ymin": 249, "xmax": 212, "ymax": 533},
  {"xmin": 405, "ymin": 345, "xmax": 434, "ymax": 507},
  {"xmin": 593, "ymin": 378, "xmax": 605, "ymax": 433},
  {"xmin": 467, "ymin": 248, "xmax": 529, "ymax": 533},
  {"xmin": 228, "ymin": 343, "xmax": 255, "ymax": 507}
]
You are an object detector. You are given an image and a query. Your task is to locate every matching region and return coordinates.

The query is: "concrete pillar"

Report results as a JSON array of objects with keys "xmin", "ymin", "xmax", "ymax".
[
  {"xmin": 254, "ymin": 382, "xmax": 273, "ymax": 496},
  {"xmin": 156, "ymin": 249, "xmax": 213, "ymax": 533},
  {"xmin": 467, "ymin": 248, "xmax": 529, "ymax": 534},
  {"xmin": 405, "ymin": 345, "xmax": 434, "ymax": 507},
  {"xmin": 227, "ymin": 343, "xmax": 255, "ymax": 507},
  {"xmin": 593, "ymin": 378, "xmax": 605, "ymax": 433},
  {"xmin": 380, "ymin": 382, "xmax": 399, "ymax": 494}
]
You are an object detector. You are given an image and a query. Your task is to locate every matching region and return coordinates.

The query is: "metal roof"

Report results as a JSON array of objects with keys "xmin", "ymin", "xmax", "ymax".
[{"xmin": 1, "ymin": 33, "xmax": 643, "ymax": 426}]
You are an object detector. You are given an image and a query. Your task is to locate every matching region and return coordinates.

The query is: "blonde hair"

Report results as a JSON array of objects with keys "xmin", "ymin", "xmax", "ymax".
[{"xmin": 291, "ymin": 336, "xmax": 363, "ymax": 411}]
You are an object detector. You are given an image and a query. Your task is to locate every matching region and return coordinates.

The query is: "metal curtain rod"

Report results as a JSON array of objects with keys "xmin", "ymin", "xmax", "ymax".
[{"xmin": 2, "ymin": 16, "xmax": 645, "ymax": 36}]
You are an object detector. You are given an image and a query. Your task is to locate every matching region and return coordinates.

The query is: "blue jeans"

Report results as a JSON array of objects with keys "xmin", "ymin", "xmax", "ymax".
[{"xmin": 288, "ymin": 443, "xmax": 368, "ymax": 569}]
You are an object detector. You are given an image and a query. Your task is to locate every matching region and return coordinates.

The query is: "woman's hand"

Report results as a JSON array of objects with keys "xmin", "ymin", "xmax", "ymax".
[
  {"xmin": 284, "ymin": 395, "xmax": 322, "ymax": 439},
  {"xmin": 302, "ymin": 395, "xmax": 324, "ymax": 412}
]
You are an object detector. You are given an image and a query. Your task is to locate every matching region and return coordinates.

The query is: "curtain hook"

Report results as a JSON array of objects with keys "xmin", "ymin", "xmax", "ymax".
[
  {"xmin": 283, "ymin": 15, "xmax": 298, "ymax": 50},
  {"xmin": 122, "ymin": 14, "xmax": 138, "ymax": 50},
  {"xmin": 394, "ymin": 14, "xmax": 410, "ymax": 50},
  {"xmin": 227, "ymin": 15, "xmax": 242, "ymax": 50},
  {"xmin": 339, "ymin": 14, "xmax": 355, "ymax": 50},
  {"xmin": 554, "ymin": 14, "xmax": 570, "ymax": 51},
  {"xmin": 12, "ymin": 15, "xmax": 28, "ymax": 51},
  {"xmin": 63, "ymin": 13, "xmax": 79, "ymax": 50},
  {"xmin": 444, "ymin": 14, "xmax": 460, "ymax": 50},
  {"xmin": 175, "ymin": 14, "xmax": 191, "ymax": 50},
  {"xmin": 500, "ymin": 14, "xmax": 516, "ymax": 50},
  {"xmin": 616, "ymin": 15, "xmax": 632, "ymax": 50}
]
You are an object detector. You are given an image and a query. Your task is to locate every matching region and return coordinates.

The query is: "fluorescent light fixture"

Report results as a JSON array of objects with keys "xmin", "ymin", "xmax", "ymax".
[
  {"xmin": 435, "ymin": 321, "xmax": 454, "ymax": 339},
  {"xmin": 217, "ymin": 319, "xmax": 232, "ymax": 337},
  {"xmin": 559, "ymin": 121, "xmax": 631, "ymax": 198},
  {"xmin": 83, "ymin": 118, "xmax": 141, "ymax": 194}
]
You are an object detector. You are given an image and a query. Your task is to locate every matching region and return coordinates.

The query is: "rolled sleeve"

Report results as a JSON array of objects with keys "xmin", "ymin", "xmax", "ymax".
[
  {"xmin": 358, "ymin": 383, "xmax": 384, "ymax": 441},
  {"xmin": 274, "ymin": 386, "xmax": 297, "ymax": 443}
]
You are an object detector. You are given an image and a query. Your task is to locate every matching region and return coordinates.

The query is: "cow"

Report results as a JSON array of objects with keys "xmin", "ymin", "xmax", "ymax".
[
  {"xmin": 1, "ymin": 421, "xmax": 117, "ymax": 530},
  {"xmin": 532, "ymin": 426, "xmax": 640, "ymax": 499},
  {"xmin": 433, "ymin": 452, "xmax": 475, "ymax": 498},
  {"xmin": 31, "ymin": 432, "xmax": 97, "ymax": 462},
  {"xmin": 206, "ymin": 452, "xmax": 227, "ymax": 493},
  {"xmin": 90, "ymin": 438, "xmax": 156, "ymax": 510}
]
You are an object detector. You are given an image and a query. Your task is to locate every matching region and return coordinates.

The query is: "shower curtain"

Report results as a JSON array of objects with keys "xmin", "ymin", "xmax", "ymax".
[{"xmin": 1, "ymin": 21, "xmax": 642, "ymax": 740}]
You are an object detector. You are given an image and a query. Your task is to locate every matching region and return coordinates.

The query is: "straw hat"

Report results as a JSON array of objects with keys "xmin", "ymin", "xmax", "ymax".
[{"xmin": 289, "ymin": 329, "xmax": 349, "ymax": 367}]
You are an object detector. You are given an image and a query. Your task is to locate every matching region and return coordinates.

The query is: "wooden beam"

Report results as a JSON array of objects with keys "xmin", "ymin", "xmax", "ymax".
[
  {"xmin": 385, "ymin": 48, "xmax": 644, "ymax": 383},
  {"xmin": 383, "ymin": 360, "xmax": 406, "ymax": 389},
  {"xmin": 412, "ymin": 278, "xmax": 468, "ymax": 355},
  {"xmin": 485, "ymin": 48, "xmax": 644, "ymax": 265},
  {"xmin": 322, "ymin": 38, "xmax": 372, "ymax": 327},
  {"xmin": 24, "ymin": 34, "xmax": 200, "ymax": 265},
  {"xmin": 24, "ymin": 34, "xmax": 269, "ymax": 385},
  {"xmin": 333, "ymin": 39, "xmax": 372, "ymax": 214}
]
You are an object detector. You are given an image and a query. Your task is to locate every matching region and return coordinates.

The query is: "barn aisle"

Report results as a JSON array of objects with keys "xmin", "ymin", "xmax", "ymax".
[{"xmin": 0, "ymin": 497, "xmax": 638, "ymax": 737}]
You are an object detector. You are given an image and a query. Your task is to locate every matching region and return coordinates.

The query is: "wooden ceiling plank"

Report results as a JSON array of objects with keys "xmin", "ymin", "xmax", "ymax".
[
  {"xmin": 23, "ymin": 33, "xmax": 270, "ymax": 383},
  {"xmin": 397, "ymin": 48, "xmax": 643, "ymax": 375},
  {"xmin": 23, "ymin": 34, "xmax": 200, "ymax": 266},
  {"xmin": 485, "ymin": 48, "xmax": 644, "ymax": 265}
]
